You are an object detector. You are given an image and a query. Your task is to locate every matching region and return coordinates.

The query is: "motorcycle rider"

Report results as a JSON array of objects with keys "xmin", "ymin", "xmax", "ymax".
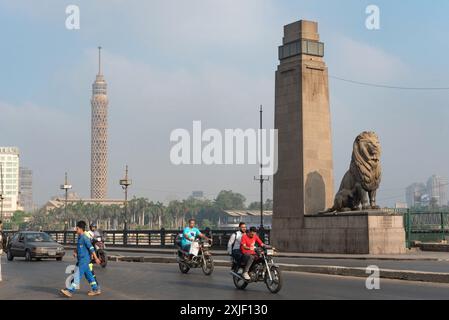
[
  {"xmin": 240, "ymin": 226, "xmax": 265, "ymax": 281},
  {"xmin": 227, "ymin": 222, "xmax": 246, "ymax": 263},
  {"xmin": 87, "ymin": 222, "xmax": 101, "ymax": 240},
  {"xmin": 181, "ymin": 219, "xmax": 209, "ymax": 257}
]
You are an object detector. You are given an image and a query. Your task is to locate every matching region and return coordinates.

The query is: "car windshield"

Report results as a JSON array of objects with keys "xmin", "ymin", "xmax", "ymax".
[{"xmin": 25, "ymin": 233, "xmax": 53, "ymax": 242}]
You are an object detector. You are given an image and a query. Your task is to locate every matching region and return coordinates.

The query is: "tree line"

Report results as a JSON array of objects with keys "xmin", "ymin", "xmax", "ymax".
[{"xmin": 6, "ymin": 190, "xmax": 273, "ymax": 231}]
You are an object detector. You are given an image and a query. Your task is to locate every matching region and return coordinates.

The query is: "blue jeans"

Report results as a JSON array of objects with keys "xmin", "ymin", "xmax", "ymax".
[{"xmin": 181, "ymin": 243, "xmax": 191, "ymax": 252}]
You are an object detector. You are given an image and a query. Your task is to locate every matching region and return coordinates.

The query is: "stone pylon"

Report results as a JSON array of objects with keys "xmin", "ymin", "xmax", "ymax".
[
  {"xmin": 90, "ymin": 47, "xmax": 108, "ymax": 199},
  {"xmin": 272, "ymin": 20, "xmax": 334, "ymax": 250}
]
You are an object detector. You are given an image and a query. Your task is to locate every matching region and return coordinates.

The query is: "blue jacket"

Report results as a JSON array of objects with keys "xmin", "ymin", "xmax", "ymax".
[{"xmin": 77, "ymin": 233, "xmax": 95, "ymax": 265}]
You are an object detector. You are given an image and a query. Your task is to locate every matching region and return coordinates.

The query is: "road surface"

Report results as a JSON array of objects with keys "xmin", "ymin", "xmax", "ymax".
[{"xmin": 2, "ymin": 255, "xmax": 449, "ymax": 299}]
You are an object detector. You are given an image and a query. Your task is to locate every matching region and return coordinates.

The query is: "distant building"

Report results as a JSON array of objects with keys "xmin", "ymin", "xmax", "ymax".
[
  {"xmin": 427, "ymin": 175, "xmax": 448, "ymax": 207},
  {"xmin": 43, "ymin": 193, "xmax": 124, "ymax": 213},
  {"xmin": 0, "ymin": 147, "xmax": 21, "ymax": 220},
  {"xmin": 406, "ymin": 182, "xmax": 427, "ymax": 208},
  {"xmin": 191, "ymin": 191, "xmax": 204, "ymax": 200},
  {"xmin": 19, "ymin": 167, "xmax": 34, "ymax": 212},
  {"xmin": 218, "ymin": 210, "xmax": 272, "ymax": 229},
  {"xmin": 394, "ymin": 202, "xmax": 408, "ymax": 209}
]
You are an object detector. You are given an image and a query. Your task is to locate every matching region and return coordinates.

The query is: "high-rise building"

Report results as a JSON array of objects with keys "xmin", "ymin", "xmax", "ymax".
[
  {"xmin": 0, "ymin": 147, "xmax": 20, "ymax": 219},
  {"xmin": 91, "ymin": 46, "xmax": 109, "ymax": 199},
  {"xmin": 19, "ymin": 167, "xmax": 33, "ymax": 212},
  {"xmin": 426, "ymin": 175, "xmax": 448, "ymax": 207},
  {"xmin": 405, "ymin": 182, "xmax": 426, "ymax": 208}
]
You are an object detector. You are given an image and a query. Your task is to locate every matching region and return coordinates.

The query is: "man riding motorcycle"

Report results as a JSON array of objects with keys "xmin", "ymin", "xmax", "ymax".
[
  {"xmin": 87, "ymin": 223, "xmax": 101, "ymax": 240},
  {"xmin": 227, "ymin": 222, "xmax": 246, "ymax": 263},
  {"xmin": 240, "ymin": 226, "xmax": 265, "ymax": 280},
  {"xmin": 181, "ymin": 219, "xmax": 209, "ymax": 257}
]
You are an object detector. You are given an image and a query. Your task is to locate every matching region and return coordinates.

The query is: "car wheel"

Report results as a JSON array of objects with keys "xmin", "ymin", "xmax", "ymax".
[
  {"xmin": 7, "ymin": 250, "xmax": 14, "ymax": 261},
  {"xmin": 56, "ymin": 257, "xmax": 63, "ymax": 262},
  {"xmin": 25, "ymin": 250, "xmax": 32, "ymax": 262}
]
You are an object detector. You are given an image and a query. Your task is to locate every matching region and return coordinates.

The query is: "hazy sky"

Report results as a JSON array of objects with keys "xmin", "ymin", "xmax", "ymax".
[{"xmin": 0, "ymin": 0, "xmax": 448, "ymax": 207}]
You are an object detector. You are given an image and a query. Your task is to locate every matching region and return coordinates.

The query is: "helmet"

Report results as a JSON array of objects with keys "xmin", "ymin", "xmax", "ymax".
[{"xmin": 90, "ymin": 222, "xmax": 97, "ymax": 228}]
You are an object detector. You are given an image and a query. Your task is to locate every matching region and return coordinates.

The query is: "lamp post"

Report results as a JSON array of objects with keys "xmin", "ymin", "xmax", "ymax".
[
  {"xmin": 120, "ymin": 165, "xmax": 132, "ymax": 244},
  {"xmin": 254, "ymin": 105, "xmax": 269, "ymax": 237},
  {"xmin": 60, "ymin": 173, "xmax": 72, "ymax": 243}
]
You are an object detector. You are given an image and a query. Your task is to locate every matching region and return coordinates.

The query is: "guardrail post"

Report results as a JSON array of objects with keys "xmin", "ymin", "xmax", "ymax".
[
  {"xmin": 160, "ymin": 228, "xmax": 165, "ymax": 247},
  {"xmin": 441, "ymin": 212, "xmax": 446, "ymax": 242},
  {"xmin": 406, "ymin": 209, "xmax": 411, "ymax": 249}
]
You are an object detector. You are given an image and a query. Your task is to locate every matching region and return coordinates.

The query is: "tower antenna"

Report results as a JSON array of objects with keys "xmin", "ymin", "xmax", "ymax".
[{"xmin": 98, "ymin": 46, "xmax": 102, "ymax": 75}]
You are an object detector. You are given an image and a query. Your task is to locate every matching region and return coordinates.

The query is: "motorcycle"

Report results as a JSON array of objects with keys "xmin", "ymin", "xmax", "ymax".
[
  {"xmin": 176, "ymin": 238, "xmax": 214, "ymax": 275},
  {"xmin": 92, "ymin": 235, "xmax": 107, "ymax": 268},
  {"xmin": 230, "ymin": 246, "xmax": 283, "ymax": 294}
]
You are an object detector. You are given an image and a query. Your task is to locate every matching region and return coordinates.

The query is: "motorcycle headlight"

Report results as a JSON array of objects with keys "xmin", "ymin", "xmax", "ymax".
[{"xmin": 266, "ymin": 249, "xmax": 274, "ymax": 256}]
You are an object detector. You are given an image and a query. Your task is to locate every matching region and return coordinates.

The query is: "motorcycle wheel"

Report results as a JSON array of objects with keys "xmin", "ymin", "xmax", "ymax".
[
  {"xmin": 98, "ymin": 250, "xmax": 107, "ymax": 268},
  {"xmin": 233, "ymin": 268, "xmax": 248, "ymax": 290},
  {"xmin": 202, "ymin": 255, "xmax": 214, "ymax": 276},
  {"xmin": 264, "ymin": 266, "xmax": 282, "ymax": 294},
  {"xmin": 179, "ymin": 262, "xmax": 190, "ymax": 274}
]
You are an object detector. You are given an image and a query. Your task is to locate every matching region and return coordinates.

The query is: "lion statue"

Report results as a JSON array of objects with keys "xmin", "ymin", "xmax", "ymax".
[{"xmin": 327, "ymin": 131, "xmax": 382, "ymax": 213}]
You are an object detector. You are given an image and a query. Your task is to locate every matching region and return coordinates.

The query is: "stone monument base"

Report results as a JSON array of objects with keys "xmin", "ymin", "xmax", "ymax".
[{"xmin": 271, "ymin": 211, "xmax": 406, "ymax": 254}]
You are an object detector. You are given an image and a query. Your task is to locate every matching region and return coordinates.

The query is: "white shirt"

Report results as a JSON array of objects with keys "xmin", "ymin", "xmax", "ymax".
[{"xmin": 227, "ymin": 231, "xmax": 243, "ymax": 254}]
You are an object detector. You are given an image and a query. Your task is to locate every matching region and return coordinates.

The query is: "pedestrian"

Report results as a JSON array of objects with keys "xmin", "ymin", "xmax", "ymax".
[{"xmin": 60, "ymin": 220, "xmax": 102, "ymax": 297}]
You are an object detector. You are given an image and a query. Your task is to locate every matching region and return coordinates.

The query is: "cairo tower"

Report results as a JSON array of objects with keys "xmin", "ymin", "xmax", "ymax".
[{"xmin": 90, "ymin": 47, "xmax": 108, "ymax": 199}]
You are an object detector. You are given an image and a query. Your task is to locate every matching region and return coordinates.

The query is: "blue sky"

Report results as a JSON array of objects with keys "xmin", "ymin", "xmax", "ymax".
[{"xmin": 0, "ymin": 0, "xmax": 448, "ymax": 206}]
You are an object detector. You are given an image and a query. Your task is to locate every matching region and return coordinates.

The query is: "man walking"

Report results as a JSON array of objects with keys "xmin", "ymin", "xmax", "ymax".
[{"xmin": 61, "ymin": 221, "xmax": 102, "ymax": 297}]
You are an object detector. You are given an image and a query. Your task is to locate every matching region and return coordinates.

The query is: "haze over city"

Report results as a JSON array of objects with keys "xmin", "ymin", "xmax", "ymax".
[{"xmin": 1, "ymin": 0, "xmax": 448, "ymax": 207}]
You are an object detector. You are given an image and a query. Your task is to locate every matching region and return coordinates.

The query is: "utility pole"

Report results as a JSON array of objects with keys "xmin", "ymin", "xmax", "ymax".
[
  {"xmin": 120, "ymin": 165, "xmax": 132, "ymax": 244},
  {"xmin": 254, "ymin": 105, "xmax": 269, "ymax": 231}
]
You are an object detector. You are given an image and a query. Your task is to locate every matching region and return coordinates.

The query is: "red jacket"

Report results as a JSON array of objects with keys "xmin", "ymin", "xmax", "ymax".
[{"xmin": 240, "ymin": 234, "xmax": 263, "ymax": 255}]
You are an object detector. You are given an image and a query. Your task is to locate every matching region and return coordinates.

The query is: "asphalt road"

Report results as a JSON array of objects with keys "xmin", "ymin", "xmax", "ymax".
[{"xmin": 3, "ymin": 255, "xmax": 449, "ymax": 300}]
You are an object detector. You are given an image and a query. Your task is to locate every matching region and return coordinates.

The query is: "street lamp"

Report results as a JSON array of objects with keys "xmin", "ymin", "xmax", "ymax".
[
  {"xmin": 119, "ymin": 165, "xmax": 132, "ymax": 242},
  {"xmin": 60, "ymin": 172, "xmax": 72, "ymax": 232}
]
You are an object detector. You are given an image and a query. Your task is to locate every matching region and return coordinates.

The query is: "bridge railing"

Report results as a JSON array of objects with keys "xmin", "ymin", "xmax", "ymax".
[
  {"xmin": 2, "ymin": 229, "xmax": 271, "ymax": 250},
  {"xmin": 404, "ymin": 210, "xmax": 449, "ymax": 248}
]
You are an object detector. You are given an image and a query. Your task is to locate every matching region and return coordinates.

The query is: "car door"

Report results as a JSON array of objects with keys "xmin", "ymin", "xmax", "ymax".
[{"xmin": 14, "ymin": 233, "xmax": 26, "ymax": 257}]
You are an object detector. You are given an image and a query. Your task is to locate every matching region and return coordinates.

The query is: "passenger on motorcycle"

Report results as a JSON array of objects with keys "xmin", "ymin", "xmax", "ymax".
[
  {"xmin": 240, "ymin": 226, "xmax": 265, "ymax": 280},
  {"xmin": 227, "ymin": 222, "xmax": 246, "ymax": 263},
  {"xmin": 181, "ymin": 219, "xmax": 209, "ymax": 254}
]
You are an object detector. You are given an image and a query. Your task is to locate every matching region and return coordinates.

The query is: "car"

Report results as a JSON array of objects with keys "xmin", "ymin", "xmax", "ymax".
[{"xmin": 6, "ymin": 231, "xmax": 65, "ymax": 262}]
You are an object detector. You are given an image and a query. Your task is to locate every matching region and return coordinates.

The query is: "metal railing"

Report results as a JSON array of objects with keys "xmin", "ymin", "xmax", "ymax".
[
  {"xmin": 404, "ymin": 210, "xmax": 449, "ymax": 248},
  {"xmin": 2, "ymin": 229, "xmax": 271, "ymax": 250}
]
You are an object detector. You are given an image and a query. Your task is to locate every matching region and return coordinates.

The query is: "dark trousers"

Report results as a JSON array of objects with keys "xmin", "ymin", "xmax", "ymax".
[{"xmin": 232, "ymin": 249, "xmax": 243, "ymax": 264}]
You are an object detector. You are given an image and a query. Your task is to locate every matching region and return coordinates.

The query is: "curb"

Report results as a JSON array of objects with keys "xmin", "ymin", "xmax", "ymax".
[
  {"xmin": 64, "ymin": 246, "xmax": 444, "ymax": 261},
  {"xmin": 107, "ymin": 255, "xmax": 449, "ymax": 284}
]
